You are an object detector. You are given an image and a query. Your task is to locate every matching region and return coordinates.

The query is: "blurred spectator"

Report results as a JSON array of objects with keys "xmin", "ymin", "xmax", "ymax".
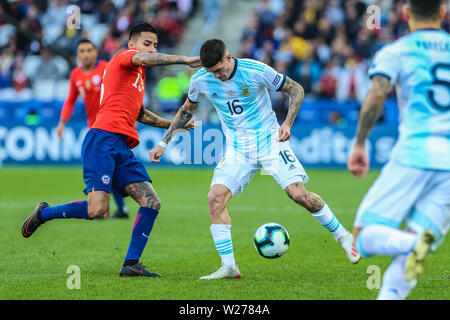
[
  {"xmin": 294, "ymin": 52, "xmax": 321, "ymax": 94},
  {"xmin": 152, "ymin": 6, "xmax": 184, "ymax": 48},
  {"xmin": 254, "ymin": 40, "xmax": 275, "ymax": 66},
  {"xmin": 16, "ymin": 3, "xmax": 43, "ymax": 53},
  {"xmin": 343, "ymin": 1, "xmax": 362, "ymax": 41},
  {"xmin": 34, "ymin": 47, "xmax": 60, "ymax": 82},
  {"xmin": 0, "ymin": 45, "xmax": 15, "ymax": 83},
  {"xmin": 54, "ymin": 26, "xmax": 81, "ymax": 56},
  {"xmin": 353, "ymin": 27, "xmax": 375, "ymax": 60},
  {"xmin": 325, "ymin": 0, "xmax": 345, "ymax": 26},
  {"xmin": 96, "ymin": 0, "xmax": 118, "ymax": 24},
  {"xmin": 318, "ymin": 56, "xmax": 339, "ymax": 98},
  {"xmin": 43, "ymin": 0, "xmax": 69, "ymax": 27},
  {"xmin": 12, "ymin": 52, "xmax": 28, "ymax": 92}
]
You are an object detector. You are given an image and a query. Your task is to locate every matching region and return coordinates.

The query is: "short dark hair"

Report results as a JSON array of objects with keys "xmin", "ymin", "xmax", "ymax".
[
  {"xmin": 129, "ymin": 22, "xmax": 157, "ymax": 41},
  {"xmin": 408, "ymin": 0, "xmax": 442, "ymax": 21},
  {"xmin": 76, "ymin": 38, "xmax": 95, "ymax": 49},
  {"xmin": 200, "ymin": 39, "xmax": 227, "ymax": 68}
]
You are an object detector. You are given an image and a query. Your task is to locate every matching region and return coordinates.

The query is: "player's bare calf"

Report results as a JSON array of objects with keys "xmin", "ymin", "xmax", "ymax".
[
  {"xmin": 87, "ymin": 190, "xmax": 110, "ymax": 219},
  {"xmin": 285, "ymin": 182, "xmax": 361, "ymax": 264}
]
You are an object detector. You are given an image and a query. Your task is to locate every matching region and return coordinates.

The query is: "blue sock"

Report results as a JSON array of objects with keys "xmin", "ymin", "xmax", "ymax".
[
  {"xmin": 40, "ymin": 201, "xmax": 91, "ymax": 221},
  {"xmin": 112, "ymin": 188, "xmax": 126, "ymax": 212},
  {"xmin": 124, "ymin": 207, "xmax": 158, "ymax": 263}
]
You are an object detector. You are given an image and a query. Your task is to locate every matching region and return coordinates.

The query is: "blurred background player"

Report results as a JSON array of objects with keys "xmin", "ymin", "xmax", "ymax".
[
  {"xmin": 347, "ymin": 0, "xmax": 449, "ymax": 300},
  {"xmin": 150, "ymin": 38, "xmax": 360, "ymax": 280},
  {"xmin": 22, "ymin": 22, "xmax": 200, "ymax": 277},
  {"xmin": 55, "ymin": 38, "xmax": 128, "ymax": 219}
]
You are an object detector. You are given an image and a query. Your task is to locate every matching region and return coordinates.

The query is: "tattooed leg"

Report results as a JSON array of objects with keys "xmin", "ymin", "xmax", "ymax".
[
  {"xmin": 124, "ymin": 181, "xmax": 162, "ymax": 210},
  {"xmin": 122, "ymin": 181, "xmax": 161, "ymax": 269},
  {"xmin": 284, "ymin": 182, "xmax": 324, "ymax": 213},
  {"xmin": 284, "ymin": 182, "xmax": 352, "ymax": 248}
]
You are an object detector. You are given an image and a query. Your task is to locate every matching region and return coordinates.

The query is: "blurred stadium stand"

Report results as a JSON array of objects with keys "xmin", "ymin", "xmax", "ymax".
[{"xmin": 0, "ymin": 0, "xmax": 449, "ymax": 126}]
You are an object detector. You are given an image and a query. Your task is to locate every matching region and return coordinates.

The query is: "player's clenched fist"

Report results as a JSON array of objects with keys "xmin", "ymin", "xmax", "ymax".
[
  {"xmin": 186, "ymin": 56, "xmax": 202, "ymax": 68},
  {"xmin": 277, "ymin": 122, "xmax": 291, "ymax": 142},
  {"xmin": 149, "ymin": 145, "xmax": 165, "ymax": 163},
  {"xmin": 347, "ymin": 144, "xmax": 369, "ymax": 178}
]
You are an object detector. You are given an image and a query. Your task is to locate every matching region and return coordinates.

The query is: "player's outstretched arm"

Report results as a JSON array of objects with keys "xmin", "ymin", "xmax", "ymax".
[
  {"xmin": 347, "ymin": 74, "xmax": 391, "ymax": 177},
  {"xmin": 149, "ymin": 99, "xmax": 199, "ymax": 162},
  {"xmin": 278, "ymin": 76, "xmax": 305, "ymax": 142},
  {"xmin": 131, "ymin": 53, "xmax": 201, "ymax": 68},
  {"xmin": 137, "ymin": 105, "xmax": 196, "ymax": 129}
]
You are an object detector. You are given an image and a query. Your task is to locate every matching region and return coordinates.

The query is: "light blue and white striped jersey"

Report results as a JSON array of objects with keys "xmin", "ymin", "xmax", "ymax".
[
  {"xmin": 188, "ymin": 58, "xmax": 286, "ymax": 153},
  {"xmin": 368, "ymin": 29, "xmax": 450, "ymax": 170}
]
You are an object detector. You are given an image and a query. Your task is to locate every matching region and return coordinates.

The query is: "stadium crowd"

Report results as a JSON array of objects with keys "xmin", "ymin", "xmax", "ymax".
[
  {"xmin": 1, "ymin": 0, "xmax": 449, "ymax": 123},
  {"xmin": 237, "ymin": 0, "xmax": 450, "ymax": 120},
  {"xmin": 0, "ymin": 0, "xmax": 197, "ymax": 100}
]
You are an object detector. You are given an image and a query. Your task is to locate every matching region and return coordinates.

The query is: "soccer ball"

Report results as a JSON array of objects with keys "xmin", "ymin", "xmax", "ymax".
[{"xmin": 253, "ymin": 223, "xmax": 290, "ymax": 259}]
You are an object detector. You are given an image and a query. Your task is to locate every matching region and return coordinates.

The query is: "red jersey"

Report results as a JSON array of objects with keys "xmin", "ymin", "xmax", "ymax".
[
  {"xmin": 92, "ymin": 48, "xmax": 145, "ymax": 148},
  {"xmin": 60, "ymin": 60, "xmax": 108, "ymax": 128}
]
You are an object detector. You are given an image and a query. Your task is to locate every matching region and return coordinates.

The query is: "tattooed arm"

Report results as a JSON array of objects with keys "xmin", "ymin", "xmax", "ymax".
[
  {"xmin": 354, "ymin": 75, "xmax": 391, "ymax": 147},
  {"xmin": 149, "ymin": 98, "xmax": 199, "ymax": 162},
  {"xmin": 137, "ymin": 105, "xmax": 172, "ymax": 128},
  {"xmin": 278, "ymin": 76, "xmax": 305, "ymax": 142},
  {"xmin": 160, "ymin": 99, "xmax": 199, "ymax": 145},
  {"xmin": 348, "ymin": 74, "xmax": 391, "ymax": 177},
  {"xmin": 131, "ymin": 53, "xmax": 201, "ymax": 68}
]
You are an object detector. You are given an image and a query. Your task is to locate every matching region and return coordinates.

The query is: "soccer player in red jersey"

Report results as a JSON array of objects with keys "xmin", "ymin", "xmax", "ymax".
[
  {"xmin": 56, "ymin": 39, "xmax": 129, "ymax": 219},
  {"xmin": 22, "ymin": 22, "xmax": 200, "ymax": 277},
  {"xmin": 56, "ymin": 39, "xmax": 106, "ymax": 135}
]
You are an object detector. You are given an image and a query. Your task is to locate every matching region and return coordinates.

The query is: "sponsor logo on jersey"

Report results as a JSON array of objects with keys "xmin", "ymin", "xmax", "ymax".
[
  {"xmin": 225, "ymin": 90, "xmax": 237, "ymax": 97},
  {"xmin": 211, "ymin": 92, "xmax": 219, "ymax": 98}
]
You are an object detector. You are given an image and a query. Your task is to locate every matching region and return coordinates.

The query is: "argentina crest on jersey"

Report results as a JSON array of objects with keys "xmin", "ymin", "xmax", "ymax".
[{"xmin": 240, "ymin": 82, "xmax": 251, "ymax": 97}]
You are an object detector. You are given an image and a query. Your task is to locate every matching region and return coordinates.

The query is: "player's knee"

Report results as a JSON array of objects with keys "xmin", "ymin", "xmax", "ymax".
[{"xmin": 207, "ymin": 190, "xmax": 226, "ymax": 210}]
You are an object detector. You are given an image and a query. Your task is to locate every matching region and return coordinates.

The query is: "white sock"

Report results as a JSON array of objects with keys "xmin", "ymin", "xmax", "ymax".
[
  {"xmin": 357, "ymin": 225, "xmax": 417, "ymax": 258},
  {"xmin": 311, "ymin": 204, "xmax": 348, "ymax": 240},
  {"xmin": 210, "ymin": 224, "xmax": 236, "ymax": 268},
  {"xmin": 377, "ymin": 255, "xmax": 417, "ymax": 300}
]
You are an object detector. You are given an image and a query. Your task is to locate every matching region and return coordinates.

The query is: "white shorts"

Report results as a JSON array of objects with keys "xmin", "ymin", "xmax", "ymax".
[
  {"xmin": 211, "ymin": 140, "xmax": 309, "ymax": 196},
  {"xmin": 354, "ymin": 160, "xmax": 450, "ymax": 251}
]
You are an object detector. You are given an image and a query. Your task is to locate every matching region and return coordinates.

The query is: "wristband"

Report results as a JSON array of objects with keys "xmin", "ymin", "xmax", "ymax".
[{"xmin": 158, "ymin": 141, "xmax": 167, "ymax": 148}]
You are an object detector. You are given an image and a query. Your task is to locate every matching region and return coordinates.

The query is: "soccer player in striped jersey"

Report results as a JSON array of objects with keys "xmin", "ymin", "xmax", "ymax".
[
  {"xmin": 56, "ymin": 39, "xmax": 128, "ymax": 219},
  {"xmin": 22, "ymin": 23, "xmax": 200, "ymax": 277},
  {"xmin": 150, "ymin": 39, "xmax": 360, "ymax": 280},
  {"xmin": 347, "ymin": 0, "xmax": 449, "ymax": 300}
]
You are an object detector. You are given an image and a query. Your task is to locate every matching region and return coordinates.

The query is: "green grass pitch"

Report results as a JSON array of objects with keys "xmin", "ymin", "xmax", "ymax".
[{"xmin": 0, "ymin": 167, "xmax": 448, "ymax": 300}]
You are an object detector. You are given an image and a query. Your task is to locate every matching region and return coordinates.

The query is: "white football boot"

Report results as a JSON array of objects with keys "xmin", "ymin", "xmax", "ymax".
[
  {"xmin": 199, "ymin": 264, "xmax": 242, "ymax": 280},
  {"xmin": 337, "ymin": 232, "xmax": 361, "ymax": 264},
  {"xmin": 404, "ymin": 230, "xmax": 435, "ymax": 282}
]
